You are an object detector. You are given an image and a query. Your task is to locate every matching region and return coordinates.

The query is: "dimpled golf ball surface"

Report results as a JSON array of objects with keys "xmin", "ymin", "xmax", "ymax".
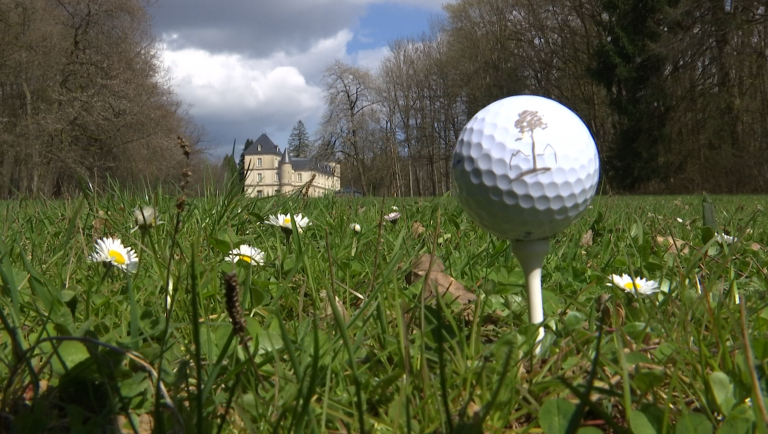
[{"xmin": 452, "ymin": 95, "xmax": 599, "ymax": 240}]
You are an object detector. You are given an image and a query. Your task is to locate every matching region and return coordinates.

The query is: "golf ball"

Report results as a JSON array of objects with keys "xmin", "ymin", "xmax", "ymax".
[{"xmin": 452, "ymin": 95, "xmax": 600, "ymax": 240}]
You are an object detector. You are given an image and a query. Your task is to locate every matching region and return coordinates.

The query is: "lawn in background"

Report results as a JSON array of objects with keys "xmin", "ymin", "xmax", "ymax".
[{"xmin": 0, "ymin": 187, "xmax": 766, "ymax": 433}]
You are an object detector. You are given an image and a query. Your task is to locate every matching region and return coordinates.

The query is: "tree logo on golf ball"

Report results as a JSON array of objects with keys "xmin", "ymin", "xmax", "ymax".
[{"xmin": 509, "ymin": 110, "xmax": 557, "ymax": 181}]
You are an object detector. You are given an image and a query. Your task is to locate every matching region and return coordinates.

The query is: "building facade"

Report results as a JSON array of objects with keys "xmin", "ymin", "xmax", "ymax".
[{"xmin": 243, "ymin": 134, "xmax": 340, "ymax": 198}]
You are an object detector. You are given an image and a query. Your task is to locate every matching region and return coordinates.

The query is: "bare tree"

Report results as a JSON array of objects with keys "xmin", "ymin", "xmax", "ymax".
[
  {"xmin": 317, "ymin": 0, "xmax": 768, "ymax": 195},
  {"xmin": 0, "ymin": 0, "xmax": 199, "ymax": 198},
  {"xmin": 318, "ymin": 60, "xmax": 379, "ymax": 195}
]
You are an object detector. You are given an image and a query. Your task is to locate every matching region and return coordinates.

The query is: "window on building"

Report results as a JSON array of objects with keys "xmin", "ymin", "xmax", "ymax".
[
  {"xmin": 297, "ymin": 173, "xmax": 302, "ymax": 182},
  {"xmin": 257, "ymin": 158, "xmax": 262, "ymax": 167},
  {"xmin": 274, "ymin": 173, "xmax": 279, "ymax": 182},
  {"xmin": 275, "ymin": 158, "xmax": 278, "ymax": 167},
  {"xmin": 257, "ymin": 173, "xmax": 263, "ymax": 182},
  {"xmin": 257, "ymin": 190, "xmax": 263, "ymax": 197},
  {"xmin": 257, "ymin": 145, "xmax": 261, "ymax": 151}
]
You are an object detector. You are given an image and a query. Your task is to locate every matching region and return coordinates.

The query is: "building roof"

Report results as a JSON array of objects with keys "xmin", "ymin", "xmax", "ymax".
[
  {"xmin": 279, "ymin": 148, "xmax": 291, "ymax": 165},
  {"xmin": 242, "ymin": 133, "xmax": 338, "ymax": 177},
  {"xmin": 292, "ymin": 158, "xmax": 336, "ymax": 176},
  {"xmin": 243, "ymin": 133, "xmax": 281, "ymax": 156}
]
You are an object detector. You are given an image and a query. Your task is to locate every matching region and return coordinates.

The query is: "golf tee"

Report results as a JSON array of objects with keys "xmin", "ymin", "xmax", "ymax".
[{"xmin": 511, "ymin": 239, "xmax": 550, "ymax": 354}]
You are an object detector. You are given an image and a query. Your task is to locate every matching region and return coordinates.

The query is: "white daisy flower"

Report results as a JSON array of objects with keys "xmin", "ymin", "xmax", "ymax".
[
  {"xmin": 132, "ymin": 205, "xmax": 161, "ymax": 231},
  {"xmin": 384, "ymin": 212, "xmax": 401, "ymax": 224},
  {"xmin": 226, "ymin": 244, "xmax": 265, "ymax": 265},
  {"xmin": 266, "ymin": 213, "xmax": 311, "ymax": 233},
  {"xmin": 89, "ymin": 237, "xmax": 138, "ymax": 273},
  {"xmin": 715, "ymin": 233, "xmax": 736, "ymax": 244},
  {"xmin": 392, "ymin": 206, "xmax": 399, "ymax": 211},
  {"xmin": 608, "ymin": 273, "xmax": 660, "ymax": 296},
  {"xmin": 165, "ymin": 277, "xmax": 173, "ymax": 312},
  {"xmin": 350, "ymin": 223, "xmax": 361, "ymax": 233},
  {"xmin": 676, "ymin": 217, "xmax": 684, "ymax": 223}
]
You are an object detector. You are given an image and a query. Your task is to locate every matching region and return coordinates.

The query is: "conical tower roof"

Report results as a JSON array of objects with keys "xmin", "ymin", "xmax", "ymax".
[{"xmin": 280, "ymin": 148, "xmax": 292, "ymax": 165}]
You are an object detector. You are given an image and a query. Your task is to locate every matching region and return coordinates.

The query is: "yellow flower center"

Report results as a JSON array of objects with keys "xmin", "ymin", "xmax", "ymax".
[
  {"xmin": 623, "ymin": 282, "xmax": 636, "ymax": 290},
  {"xmin": 283, "ymin": 217, "xmax": 291, "ymax": 225},
  {"xmin": 109, "ymin": 250, "xmax": 126, "ymax": 265},
  {"xmin": 239, "ymin": 255, "xmax": 252, "ymax": 263}
]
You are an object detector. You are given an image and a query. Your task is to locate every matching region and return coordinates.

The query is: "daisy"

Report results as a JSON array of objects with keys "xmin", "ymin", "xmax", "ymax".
[
  {"xmin": 350, "ymin": 223, "xmax": 361, "ymax": 233},
  {"xmin": 266, "ymin": 213, "xmax": 311, "ymax": 233},
  {"xmin": 89, "ymin": 237, "xmax": 138, "ymax": 273},
  {"xmin": 608, "ymin": 273, "xmax": 660, "ymax": 296},
  {"xmin": 384, "ymin": 212, "xmax": 401, "ymax": 224},
  {"xmin": 132, "ymin": 205, "xmax": 161, "ymax": 232},
  {"xmin": 392, "ymin": 206, "xmax": 399, "ymax": 211},
  {"xmin": 165, "ymin": 277, "xmax": 173, "ymax": 312},
  {"xmin": 226, "ymin": 244, "xmax": 265, "ymax": 265},
  {"xmin": 715, "ymin": 233, "xmax": 736, "ymax": 244}
]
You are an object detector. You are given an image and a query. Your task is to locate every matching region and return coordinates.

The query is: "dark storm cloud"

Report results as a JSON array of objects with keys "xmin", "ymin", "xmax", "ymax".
[
  {"xmin": 196, "ymin": 112, "xmax": 307, "ymax": 160},
  {"xmin": 150, "ymin": 0, "xmax": 365, "ymax": 57}
]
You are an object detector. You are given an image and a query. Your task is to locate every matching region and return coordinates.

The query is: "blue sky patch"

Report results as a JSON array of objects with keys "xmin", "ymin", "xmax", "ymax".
[{"xmin": 348, "ymin": 3, "xmax": 444, "ymax": 54}]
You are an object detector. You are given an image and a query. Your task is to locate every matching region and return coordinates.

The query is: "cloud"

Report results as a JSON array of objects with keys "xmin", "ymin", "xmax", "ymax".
[
  {"xmin": 152, "ymin": 0, "xmax": 447, "ymax": 156},
  {"xmin": 152, "ymin": 0, "xmax": 364, "ymax": 58},
  {"xmin": 162, "ymin": 29, "xmax": 362, "ymax": 155},
  {"xmin": 151, "ymin": 0, "xmax": 446, "ymax": 58}
]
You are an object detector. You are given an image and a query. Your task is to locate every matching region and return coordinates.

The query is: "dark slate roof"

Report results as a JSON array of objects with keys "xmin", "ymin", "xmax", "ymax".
[
  {"xmin": 292, "ymin": 158, "xmax": 336, "ymax": 176},
  {"xmin": 279, "ymin": 148, "xmax": 291, "ymax": 165},
  {"xmin": 243, "ymin": 133, "xmax": 281, "ymax": 155}
]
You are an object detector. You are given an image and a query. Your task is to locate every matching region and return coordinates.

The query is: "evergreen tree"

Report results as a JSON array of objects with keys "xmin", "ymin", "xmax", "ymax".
[
  {"xmin": 238, "ymin": 138, "xmax": 253, "ymax": 182},
  {"xmin": 287, "ymin": 120, "xmax": 311, "ymax": 158},
  {"xmin": 222, "ymin": 153, "xmax": 238, "ymax": 177},
  {"xmin": 591, "ymin": 0, "xmax": 675, "ymax": 191}
]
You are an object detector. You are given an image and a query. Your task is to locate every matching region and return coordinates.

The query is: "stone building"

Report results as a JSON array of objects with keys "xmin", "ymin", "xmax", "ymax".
[{"xmin": 243, "ymin": 133, "xmax": 340, "ymax": 198}]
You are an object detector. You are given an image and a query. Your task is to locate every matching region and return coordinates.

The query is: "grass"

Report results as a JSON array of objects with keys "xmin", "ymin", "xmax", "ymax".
[{"xmin": 1, "ymin": 181, "xmax": 768, "ymax": 433}]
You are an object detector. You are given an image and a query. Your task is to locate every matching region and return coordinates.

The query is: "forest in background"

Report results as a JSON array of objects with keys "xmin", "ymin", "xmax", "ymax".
[
  {"xmin": 3, "ymin": 0, "xmax": 768, "ymax": 198},
  {"xmin": 316, "ymin": 0, "xmax": 768, "ymax": 196},
  {"xmin": 0, "ymin": 0, "xmax": 204, "ymax": 199}
]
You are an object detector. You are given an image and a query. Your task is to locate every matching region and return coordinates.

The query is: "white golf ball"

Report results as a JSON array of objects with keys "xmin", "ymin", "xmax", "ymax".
[{"xmin": 452, "ymin": 95, "xmax": 600, "ymax": 240}]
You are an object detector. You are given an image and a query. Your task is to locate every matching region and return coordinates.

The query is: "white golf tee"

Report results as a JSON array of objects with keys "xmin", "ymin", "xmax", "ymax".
[{"xmin": 511, "ymin": 239, "xmax": 550, "ymax": 354}]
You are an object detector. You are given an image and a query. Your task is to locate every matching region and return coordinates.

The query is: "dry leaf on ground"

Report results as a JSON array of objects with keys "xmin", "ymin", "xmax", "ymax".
[
  {"xmin": 319, "ymin": 290, "xmax": 349, "ymax": 322},
  {"xmin": 406, "ymin": 254, "xmax": 476, "ymax": 306},
  {"xmin": 411, "ymin": 221, "xmax": 426, "ymax": 237},
  {"xmin": 581, "ymin": 229, "xmax": 594, "ymax": 246},
  {"xmin": 409, "ymin": 253, "xmax": 445, "ymax": 275},
  {"xmin": 118, "ymin": 413, "xmax": 153, "ymax": 434},
  {"xmin": 655, "ymin": 235, "xmax": 689, "ymax": 255}
]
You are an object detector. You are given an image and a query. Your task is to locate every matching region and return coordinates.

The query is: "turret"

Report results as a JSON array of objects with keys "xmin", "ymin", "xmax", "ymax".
[
  {"xmin": 328, "ymin": 162, "xmax": 340, "ymax": 190},
  {"xmin": 279, "ymin": 148, "xmax": 293, "ymax": 194}
]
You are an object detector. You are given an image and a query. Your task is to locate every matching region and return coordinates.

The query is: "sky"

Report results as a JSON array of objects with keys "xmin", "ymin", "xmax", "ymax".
[{"xmin": 150, "ymin": 0, "xmax": 448, "ymax": 160}]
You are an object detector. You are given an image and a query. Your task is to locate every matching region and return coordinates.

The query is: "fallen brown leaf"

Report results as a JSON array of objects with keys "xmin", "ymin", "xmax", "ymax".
[
  {"xmin": 92, "ymin": 210, "xmax": 110, "ymax": 238},
  {"xmin": 319, "ymin": 290, "xmax": 349, "ymax": 322},
  {"xmin": 581, "ymin": 229, "xmax": 594, "ymax": 246},
  {"xmin": 466, "ymin": 400, "xmax": 481, "ymax": 417},
  {"xmin": 118, "ymin": 413, "xmax": 153, "ymax": 434},
  {"xmin": 409, "ymin": 253, "xmax": 445, "ymax": 275},
  {"xmin": 411, "ymin": 221, "xmax": 426, "ymax": 237},
  {"xmin": 655, "ymin": 235, "xmax": 689, "ymax": 255},
  {"xmin": 406, "ymin": 254, "xmax": 476, "ymax": 306}
]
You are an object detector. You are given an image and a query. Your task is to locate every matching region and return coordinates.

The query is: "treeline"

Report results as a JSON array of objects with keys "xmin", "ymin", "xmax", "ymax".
[
  {"xmin": 0, "ymin": 0, "xmax": 201, "ymax": 199},
  {"xmin": 318, "ymin": 0, "xmax": 768, "ymax": 195}
]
